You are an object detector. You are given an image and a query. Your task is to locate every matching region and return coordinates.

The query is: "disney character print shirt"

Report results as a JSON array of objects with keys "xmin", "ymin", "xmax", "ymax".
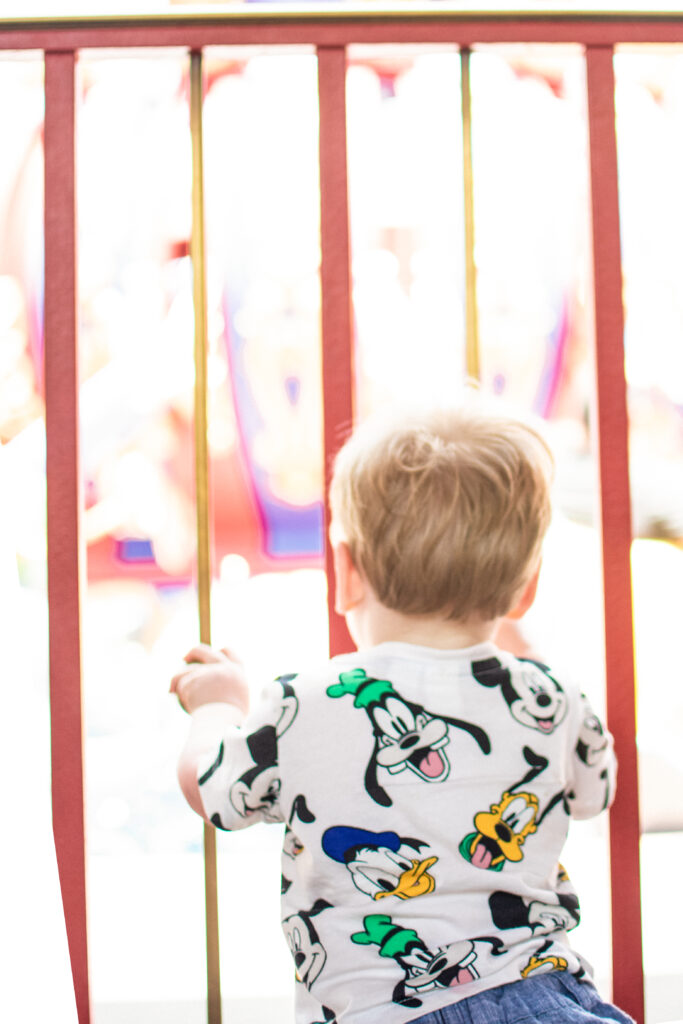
[{"xmin": 195, "ymin": 641, "xmax": 616, "ymax": 1024}]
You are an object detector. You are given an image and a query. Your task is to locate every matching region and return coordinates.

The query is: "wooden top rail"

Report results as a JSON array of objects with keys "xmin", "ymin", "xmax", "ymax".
[{"xmin": 2, "ymin": 10, "xmax": 683, "ymax": 50}]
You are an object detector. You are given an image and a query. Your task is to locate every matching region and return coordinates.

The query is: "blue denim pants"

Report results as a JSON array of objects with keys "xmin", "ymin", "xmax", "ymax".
[{"xmin": 406, "ymin": 973, "xmax": 636, "ymax": 1024}]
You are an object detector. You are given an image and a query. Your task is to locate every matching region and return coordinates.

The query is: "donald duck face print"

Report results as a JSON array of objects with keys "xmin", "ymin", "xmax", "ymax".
[{"xmin": 322, "ymin": 825, "xmax": 438, "ymax": 901}]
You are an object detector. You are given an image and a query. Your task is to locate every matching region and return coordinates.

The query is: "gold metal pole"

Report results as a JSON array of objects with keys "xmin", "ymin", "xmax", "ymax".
[
  {"xmin": 461, "ymin": 46, "xmax": 480, "ymax": 383},
  {"xmin": 190, "ymin": 48, "xmax": 223, "ymax": 1024}
]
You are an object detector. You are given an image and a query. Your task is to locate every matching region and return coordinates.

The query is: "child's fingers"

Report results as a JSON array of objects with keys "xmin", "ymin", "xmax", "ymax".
[
  {"xmin": 170, "ymin": 666, "xmax": 195, "ymax": 694},
  {"xmin": 170, "ymin": 662, "xmax": 249, "ymax": 715},
  {"xmin": 170, "ymin": 664, "xmax": 210, "ymax": 695},
  {"xmin": 170, "ymin": 666, "xmax": 205, "ymax": 709},
  {"xmin": 219, "ymin": 645, "xmax": 243, "ymax": 666},
  {"xmin": 183, "ymin": 644, "xmax": 222, "ymax": 665}
]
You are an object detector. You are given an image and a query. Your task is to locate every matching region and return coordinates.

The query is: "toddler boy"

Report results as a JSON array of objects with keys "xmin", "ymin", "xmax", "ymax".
[{"xmin": 172, "ymin": 406, "xmax": 632, "ymax": 1024}]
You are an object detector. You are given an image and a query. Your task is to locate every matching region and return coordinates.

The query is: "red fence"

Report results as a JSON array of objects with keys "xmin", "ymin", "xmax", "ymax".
[{"xmin": 2, "ymin": 9, "xmax": 677, "ymax": 1024}]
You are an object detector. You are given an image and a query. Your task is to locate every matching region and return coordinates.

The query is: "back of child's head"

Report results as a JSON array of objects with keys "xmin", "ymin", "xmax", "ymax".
[{"xmin": 329, "ymin": 403, "xmax": 554, "ymax": 622}]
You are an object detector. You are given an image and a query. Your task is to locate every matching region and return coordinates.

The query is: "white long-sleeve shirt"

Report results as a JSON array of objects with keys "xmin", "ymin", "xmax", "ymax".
[{"xmin": 196, "ymin": 641, "xmax": 616, "ymax": 1024}]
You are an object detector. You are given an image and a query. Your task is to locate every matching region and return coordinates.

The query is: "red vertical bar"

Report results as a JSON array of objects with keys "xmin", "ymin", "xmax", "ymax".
[
  {"xmin": 317, "ymin": 45, "xmax": 354, "ymax": 657},
  {"xmin": 44, "ymin": 50, "xmax": 91, "ymax": 1024},
  {"xmin": 585, "ymin": 45, "xmax": 644, "ymax": 1024}
]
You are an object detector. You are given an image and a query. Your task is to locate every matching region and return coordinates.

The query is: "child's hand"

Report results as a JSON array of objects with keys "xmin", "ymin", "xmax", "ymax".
[{"xmin": 170, "ymin": 644, "xmax": 250, "ymax": 716}]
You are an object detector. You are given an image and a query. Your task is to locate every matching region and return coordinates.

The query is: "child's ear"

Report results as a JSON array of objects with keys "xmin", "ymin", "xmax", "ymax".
[
  {"xmin": 332, "ymin": 541, "xmax": 366, "ymax": 614},
  {"xmin": 506, "ymin": 564, "xmax": 541, "ymax": 621}
]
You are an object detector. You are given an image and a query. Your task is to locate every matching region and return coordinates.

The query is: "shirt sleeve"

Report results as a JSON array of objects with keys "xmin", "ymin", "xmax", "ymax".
[
  {"xmin": 196, "ymin": 675, "xmax": 298, "ymax": 830},
  {"xmin": 565, "ymin": 692, "xmax": 617, "ymax": 820}
]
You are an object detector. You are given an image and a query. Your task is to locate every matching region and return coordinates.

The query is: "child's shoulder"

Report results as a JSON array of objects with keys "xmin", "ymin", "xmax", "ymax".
[
  {"xmin": 267, "ymin": 645, "xmax": 584, "ymax": 713},
  {"xmin": 263, "ymin": 656, "xmax": 358, "ymax": 700},
  {"xmin": 503, "ymin": 650, "xmax": 583, "ymax": 698},
  {"xmin": 264, "ymin": 648, "xmax": 415, "ymax": 708}
]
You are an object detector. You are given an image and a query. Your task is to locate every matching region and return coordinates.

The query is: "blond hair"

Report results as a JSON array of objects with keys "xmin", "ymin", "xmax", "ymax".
[{"xmin": 329, "ymin": 406, "xmax": 554, "ymax": 622}]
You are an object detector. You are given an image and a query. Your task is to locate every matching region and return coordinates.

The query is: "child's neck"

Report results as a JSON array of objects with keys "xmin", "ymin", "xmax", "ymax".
[{"xmin": 347, "ymin": 592, "xmax": 498, "ymax": 652}]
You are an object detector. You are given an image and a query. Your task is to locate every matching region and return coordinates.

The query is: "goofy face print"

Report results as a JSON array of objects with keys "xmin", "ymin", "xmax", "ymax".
[
  {"xmin": 327, "ymin": 669, "xmax": 490, "ymax": 806},
  {"xmin": 351, "ymin": 913, "xmax": 505, "ymax": 1010}
]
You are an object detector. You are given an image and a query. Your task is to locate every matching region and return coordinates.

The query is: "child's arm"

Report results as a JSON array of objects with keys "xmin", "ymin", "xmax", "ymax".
[
  {"xmin": 176, "ymin": 703, "xmax": 245, "ymax": 818},
  {"xmin": 566, "ymin": 694, "xmax": 617, "ymax": 819},
  {"xmin": 171, "ymin": 645, "xmax": 250, "ymax": 820}
]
